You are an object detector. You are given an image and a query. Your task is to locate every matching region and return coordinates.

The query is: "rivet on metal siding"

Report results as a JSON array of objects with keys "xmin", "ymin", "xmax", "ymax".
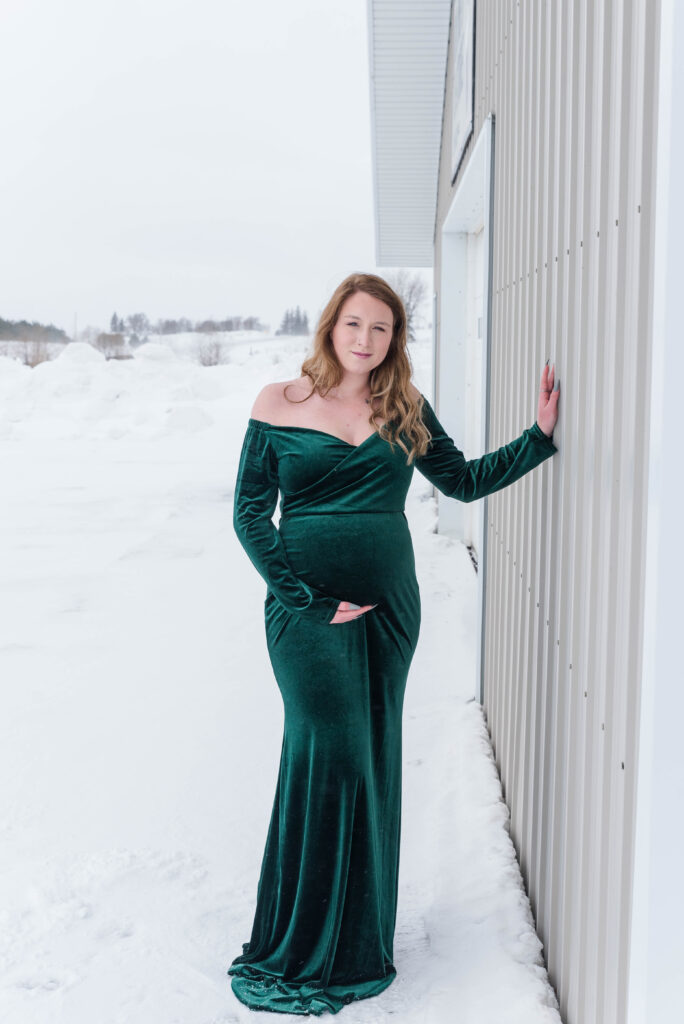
[
  {"xmin": 569, "ymin": 664, "xmax": 572, "ymax": 669},
  {"xmin": 638, "ymin": 204, "xmax": 641, "ymax": 212},
  {"xmin": 580, "ymin": 240, "xmax": 583, "ymax": 247},
  {"xmin": 602, "ymin": 723, "xmax": 605, "ymax": 730},
  {"xmin": 584, "ymin": 691, "xmax": 587, "ymax": 697},
  {"xmin": 546, "ymin": 619, "xmax": 549, "ymax": 626},
  {"xmin": 597, "ymin": 230, "xmax": 600, "ymax": 237},
  {"xmin": 567, "ymin": 249, "xmax": 569, "ymax": 255},
  {"xmin": 621, "ymin": 762, "xmax": 625, "ymax": 769},
  {"xmin": 537, "ymin": 602, "xmax": 540, "ymax": 607},
  {"xmin": 555, "ymin": 256, "xmax": 558, "ymax": 261},
  {"xmin": 616, "ymin": 219, "xmax": 619, "ymax": 226},
  {"xmin": 528, "ymin": 586, "xmax": 531, "ymax": 592}
]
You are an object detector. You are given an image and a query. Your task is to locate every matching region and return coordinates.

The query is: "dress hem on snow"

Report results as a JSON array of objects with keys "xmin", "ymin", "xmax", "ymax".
[{"xmin": 227, "ymin": 952, "xmax": 397, "ymax": 1016}]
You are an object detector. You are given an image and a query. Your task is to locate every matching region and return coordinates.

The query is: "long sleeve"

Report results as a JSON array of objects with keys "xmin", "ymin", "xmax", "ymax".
[
  {"xmin": 233, "ymin": 421, "xmax": 342, "ymax": 624},
  {"xmin": 414, "ymin": 395, "xmax": 558, "ymax": 502}
]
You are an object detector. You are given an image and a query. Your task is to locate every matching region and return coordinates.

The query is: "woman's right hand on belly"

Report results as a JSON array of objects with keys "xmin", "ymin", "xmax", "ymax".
[{"xmin": 330, "ymin": 601, "xmax": 378, "ymax": 624}]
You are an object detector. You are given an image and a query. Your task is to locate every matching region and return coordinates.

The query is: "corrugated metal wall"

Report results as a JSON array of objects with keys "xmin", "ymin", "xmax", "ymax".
[{"xmin": 434, "ymin": 3, "xmax": 661, "ymax": 1023}]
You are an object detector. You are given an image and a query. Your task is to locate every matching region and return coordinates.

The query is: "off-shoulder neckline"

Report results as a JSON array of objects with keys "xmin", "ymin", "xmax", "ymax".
[
  {"xmin": 247, "ymin": 418, "xmax": 381, "ymax": 450},
  {"xmin": 247, "ymin": 392, "xmax": 429, "ymax": 449}
]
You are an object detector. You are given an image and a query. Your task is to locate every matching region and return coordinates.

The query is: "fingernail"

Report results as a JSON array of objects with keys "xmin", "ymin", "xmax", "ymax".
[
  {"xmin": 553, "ymin": 377, "xmax": 560, "ymax": 391},
  {"xmin": 347, "ymin": 602, "xmax": 361, "ymax": 610},
  {"xmin": 545, "ymin": 357, "xmax": 549, "ymax": 366}
]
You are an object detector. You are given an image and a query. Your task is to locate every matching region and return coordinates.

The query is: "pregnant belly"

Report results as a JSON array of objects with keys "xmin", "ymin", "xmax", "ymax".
[{"xmin": 278, "ymin": 511, "xmax": 417, "ymax": 608}]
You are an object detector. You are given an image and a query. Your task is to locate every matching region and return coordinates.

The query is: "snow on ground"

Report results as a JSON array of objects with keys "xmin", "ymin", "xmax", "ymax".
[
  {"xmin": 0, "ymin": 333, "xmax": 561, "ymax": 1024},
  {"xmin": 144, "ymin": 328, "xmax": 275, "ymax": 363}
]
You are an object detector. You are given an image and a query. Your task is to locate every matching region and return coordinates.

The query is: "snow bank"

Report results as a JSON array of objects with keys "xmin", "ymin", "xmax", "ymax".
[{"xmin": 0, "ymin": 331, "xmax": 560, "ymax": 1023}]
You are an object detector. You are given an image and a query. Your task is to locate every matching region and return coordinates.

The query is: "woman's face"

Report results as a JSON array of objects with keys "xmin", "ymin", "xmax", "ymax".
[{"xmin": 330, "ymin": 291, "xmax": 393, "ymax": 378}]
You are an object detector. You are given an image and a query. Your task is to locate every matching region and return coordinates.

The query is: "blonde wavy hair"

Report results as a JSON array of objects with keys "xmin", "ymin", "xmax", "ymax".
[{"xmin": 284, "ymin": 273, "xmax": 432, "ymax": 464}]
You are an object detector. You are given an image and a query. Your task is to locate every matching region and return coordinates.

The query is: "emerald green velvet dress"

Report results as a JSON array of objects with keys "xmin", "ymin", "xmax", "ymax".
[{"xmin": 227, "ymin": 394, "xmax": 557, "ymax": 1015}]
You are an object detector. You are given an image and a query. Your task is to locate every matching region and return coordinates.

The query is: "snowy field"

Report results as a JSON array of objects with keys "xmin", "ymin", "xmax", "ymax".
[{"xmin": 0, "ymin": 333, "xmax": 561, "ymax": 1023}]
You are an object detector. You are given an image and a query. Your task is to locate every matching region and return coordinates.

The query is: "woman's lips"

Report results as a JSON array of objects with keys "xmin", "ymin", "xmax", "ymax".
[{"xmin": 352, "ymin": 352, "xmax": 372, "ymax": 359}]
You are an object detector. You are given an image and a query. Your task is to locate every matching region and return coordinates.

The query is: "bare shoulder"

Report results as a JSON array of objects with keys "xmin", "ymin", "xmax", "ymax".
[
  {"xmin": 249, "ymin": 382, "xmax": 287, "ymax": 423},
  {"xmin": 249, "ymin": 377, "xmax": 310, "ymax": 422}
]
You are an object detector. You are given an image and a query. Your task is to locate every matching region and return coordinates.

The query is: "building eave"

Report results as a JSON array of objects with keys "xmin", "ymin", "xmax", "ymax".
[{"xmin": 367, "ymin": 0, "xmax": 452, "ymax": 267}]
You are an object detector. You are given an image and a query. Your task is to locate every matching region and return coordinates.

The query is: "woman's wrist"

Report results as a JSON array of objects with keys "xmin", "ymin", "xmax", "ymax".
[{"xmin": 533, "ymin": 419, "xmax": 554, "ymax": 441}]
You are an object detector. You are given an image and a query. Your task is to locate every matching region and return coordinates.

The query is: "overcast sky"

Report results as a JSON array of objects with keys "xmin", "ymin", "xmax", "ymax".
[{"xmin": 1, "ymin": 0, "xmax": 420, "ymax": 336}]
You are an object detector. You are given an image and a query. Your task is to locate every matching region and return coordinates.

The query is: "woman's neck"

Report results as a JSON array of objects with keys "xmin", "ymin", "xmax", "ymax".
[{"xmin": 328, "ymin": 374, "xmax": 371, "ymax": 403}]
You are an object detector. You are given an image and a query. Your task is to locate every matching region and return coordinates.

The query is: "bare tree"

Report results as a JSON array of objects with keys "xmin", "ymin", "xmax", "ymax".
[
  {"xmin": 198, "ymin": 337, "xmax": 223, "ymax": 366},
  {"xmin": 383, "ymin": 269, "xmax": 429, "ymax": 341},
  {"xmin": 126, "ymin": 313, "xmax": 150, "ymax": 335},
  {"xmin": 22, "ymin": 340, "xmax": 50, "ymax": 367},
  {"xmin": 77, "ymin": 325, "xmax": 102, "ymax": 346},
  {"xmin": 94, "ymin": 332, "xmax": 126, "ymax": 359},
  {"xmin": 197, "ymin": 320, "xmax": 220, "ymax": 334}
]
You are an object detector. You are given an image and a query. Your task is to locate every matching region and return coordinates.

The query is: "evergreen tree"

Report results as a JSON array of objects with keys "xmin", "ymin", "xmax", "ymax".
[{"xmin": 278, "ymin": 307, "xmax": 309, "ymax": 336}]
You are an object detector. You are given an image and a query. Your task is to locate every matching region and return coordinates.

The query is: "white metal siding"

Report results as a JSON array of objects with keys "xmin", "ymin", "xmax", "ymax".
[{"xmin": 434, "ymin": 3, "xmax": 661, "ymax": 1023}]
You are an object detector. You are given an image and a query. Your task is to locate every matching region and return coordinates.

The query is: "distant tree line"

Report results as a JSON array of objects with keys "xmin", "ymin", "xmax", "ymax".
[
  {"xmin": 109, "ymin": 312, "xmax": 264, "ymax": 336},
  {"xmin": 0, "ymin": 317, "xmax": 69, "ymax": 343},
  {"xmin": 277, "ymin": 306, "xmax": 309, "ymax": 335}
]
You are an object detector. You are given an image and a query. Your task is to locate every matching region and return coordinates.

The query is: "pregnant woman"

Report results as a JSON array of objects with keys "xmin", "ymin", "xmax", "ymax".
[{"xmin": 227, "ymin": 272, "xmax": 560, "ymax": 1015}]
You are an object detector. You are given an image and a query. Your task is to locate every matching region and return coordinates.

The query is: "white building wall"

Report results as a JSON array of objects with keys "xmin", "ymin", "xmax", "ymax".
[{"xmin": 433, "ymin": 3, "xmax": 663, "ymax": 1023}]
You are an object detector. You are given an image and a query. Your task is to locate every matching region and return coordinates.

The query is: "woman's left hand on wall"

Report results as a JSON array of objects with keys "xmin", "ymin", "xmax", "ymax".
[{"xmin": 537, "ymin": 361, "xmax": 560, "ymax": 438}]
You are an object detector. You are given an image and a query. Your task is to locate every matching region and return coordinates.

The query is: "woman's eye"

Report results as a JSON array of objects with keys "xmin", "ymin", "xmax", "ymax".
[{"xmin": 346, "ymin": 322, "xmax": 385, "ymax": 332}]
